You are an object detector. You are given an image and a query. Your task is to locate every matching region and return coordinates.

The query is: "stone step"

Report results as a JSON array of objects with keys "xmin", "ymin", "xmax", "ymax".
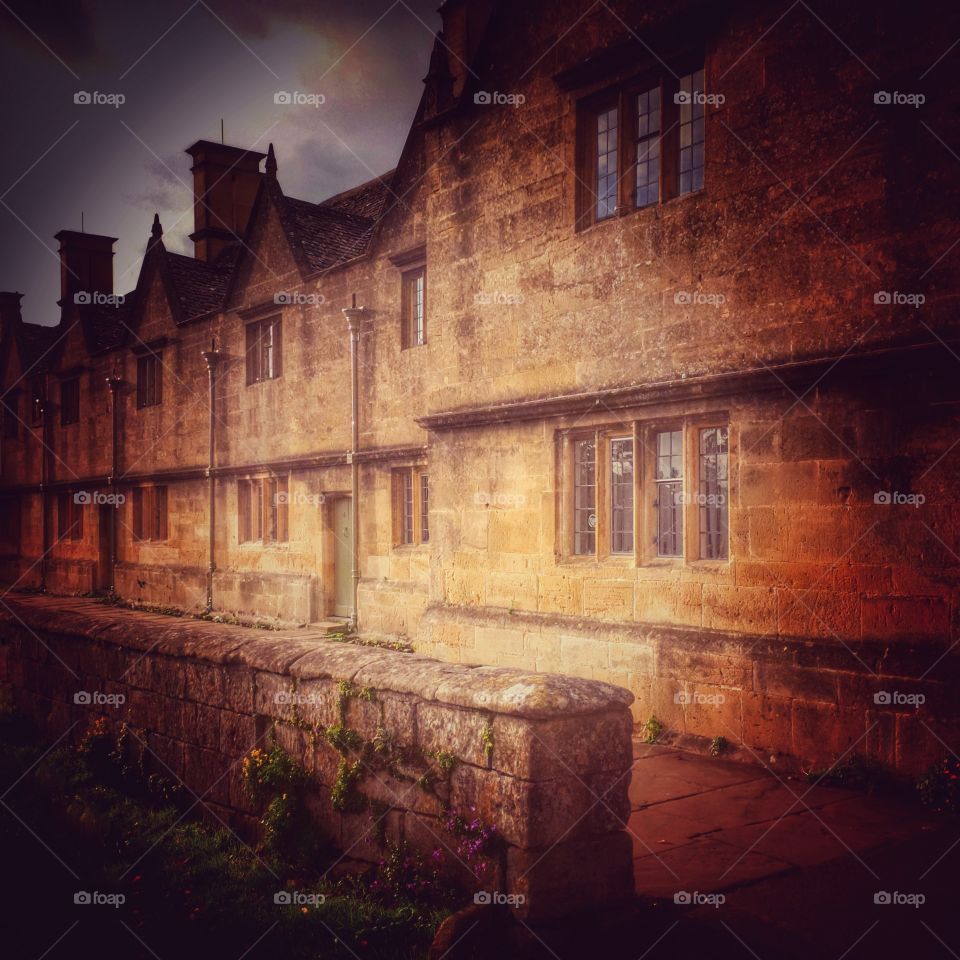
[{"xmin": 309, "ymin": 619, "xmax": 353, "ymax": 636}]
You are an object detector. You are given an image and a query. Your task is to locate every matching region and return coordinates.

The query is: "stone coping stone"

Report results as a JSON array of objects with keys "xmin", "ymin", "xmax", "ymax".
[
  {"xmin": 432, "ymin": 666, "xmax": 634, "ymax": 719},
  {"xmin": 3, "ymin": 596, "xmax": 635, "ymax": 719},
  {"xmin": 238, "ymin": 635, "xmax": 334, "ymax": 674},
  {"xmin": 287, "ymin": 644, "xmax": 394, "ymax": 681},
  {"xmin": 352, "ymin": 655, "xmax": 468, "ymax": 700}
]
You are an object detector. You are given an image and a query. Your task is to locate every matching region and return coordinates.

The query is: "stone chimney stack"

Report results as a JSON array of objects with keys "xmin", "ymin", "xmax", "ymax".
[
  {"xmin": 437, "ymin": 0, "xmax": 496, "ymax": 98},
  {"xmin": 185, "ymin": 140, "xmax": 267, "ymax": 263},
  {"xmin": 0, "ymin": 291, "xmax": 23, "ymax": 341},
  {"xmin": 53, "ymin": 231, "xmax": 117, "ymax": 306}
]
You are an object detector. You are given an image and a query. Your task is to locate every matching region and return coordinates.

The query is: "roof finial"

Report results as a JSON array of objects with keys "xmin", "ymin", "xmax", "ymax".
[
  {"xmin": 151, "ymin": 213, "xmax": 163, "ymax": 240},
  {"xmin": 266, "ymin": 143, "xmax": 277, "ymax": 178}
]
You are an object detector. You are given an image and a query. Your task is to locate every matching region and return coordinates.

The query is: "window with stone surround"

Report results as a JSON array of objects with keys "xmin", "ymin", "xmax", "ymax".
[
  {"xmin": 29, "ymin": 375, "xmax": 45, "ymax": 424},
  {"xmin": 576, "ymin": 63, "xmax": 707, "ymax": 230},
  {"xmin": 60, "ymin": 377, "xmax": 80, "ymax": 426},
  {"xmin": 560, "ymin": 420, "xmax": 728, "ymax": 563},
  {"xmin": 132, "ymin": 486, "xmax": 168, "ymax": 542},
  {"xmin": 57, "ymin": 492, "xmax": 83, "ymax": 541},
  {"xmin": 136, "ymin": 352, "xmax": 162, "ymax": 408},
  {"xmin": 2, "ymin": 393, "xmax": 18, "ymax": 438},
  {"xmin": 246, "ymin": 316, "xmax": 282, "ymax": 384},
  {"xmin": 238, "ymin": 476, "xmax": 288, "ymax": 543},
  {"xmin": 0, "ymin": 494, "xmax": 19, "ymax": 545},
  {"xmin": 401, "ymin": 266, "xmax": 426, "ymax": 348},
  {"xmin": 392, "ymin": 467, "xmax": 428, "ymax": 546}
]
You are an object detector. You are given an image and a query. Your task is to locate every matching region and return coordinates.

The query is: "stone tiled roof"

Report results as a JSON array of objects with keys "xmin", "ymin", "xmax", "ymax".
[
  {"xmin": 17, "ymin": 320, "xmax": 61, "ymax": 370},
  {"xmin": 318, "ymin": 171, "xmax": 395, "ymax": 220},
  {"xmin": 166, "ymin": 252, "xmax": 233, "ymax": 320},
  {"xmin": 86, "ymin": 296, "xmax": 134, "ymax": 352},
  {"xmin": 273, "ymin": 170, "xmax": 395, "ymax": 273},
  {"xmin": 282, "ymin": 198, "xmax": 379, "ymax": 272}
]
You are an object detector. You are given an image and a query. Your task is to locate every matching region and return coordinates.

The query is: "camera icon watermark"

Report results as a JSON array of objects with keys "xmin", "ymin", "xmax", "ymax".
[
  {"xmin": 74, "ymin": 91, "xmax": 126, "ymax": 108},
  {"xmin": 74, "ymin": 491, "xmax": 125, "ymax": 506},
  {"xmin": 873, "ymin": 690, "xmax": 925, "ymax": 707},
  {"xmin": 474, "ymin": 290, "xmax": 525, "ymax": 306},
  {"xmin": 274, "ymin": 91, "xmax": 325, "ymax": 108},
  {"xmin": 874, "ymin": 91, "xmax": 925, "ymax": 107},
  {"xmin": 674, "ymin": 890, "xmax": 725, "ymax": 908},
  {"xmin": 874, "ymin": 291, "xmax": 925, "ymax": 306},
  {"xmin": 274, "ymin": 291, "xmax": 326, "ymax": 306},
  {"xmin": 674, "ymin": 90, "xmax": 725, "ymax": 106},
  {"xmin": 874, "ymin": 491, "xmax": 924, "ymax": 508},
  {"xmin": 74, "ymin": 890, "xmax": 125, "ymax": 907},
  {"xmin": 74, "ymin": 291, "xmax": 126, "ymax": 306},
  {"xmin": 675, "ymin": 691, "xmax": 726, "ymax": 706},
  {"xmin": 473, "ymin": 890, "xmax": 526, "ymax": 907},
  {"xmin": 74, "ymin": 690, "xmax": 126, "ymax": 707},
  {"xmin": 274, "ymin": 691, "xmax": 324, "ymax": 706},
  {"xmin": 474, "ymin": 491, "xmax": 527, "ymax": 508},
  {"xmin": 273, "ymin": 491, "xmax": 324, "ymax": 507},
  {"xmin": 473, "ymin": 90, "xmax": 526, "ymax": 107},
  {"xmin": 673, "ymin": 290, "xmax": 725, "ymax": 307},
  {"xmin": 274, "ymin": 890, "xmax": 326, "ymax": 906},
  {"xmin": 874, "ymin": 890, "xmax": 925, "ymax": 907}
]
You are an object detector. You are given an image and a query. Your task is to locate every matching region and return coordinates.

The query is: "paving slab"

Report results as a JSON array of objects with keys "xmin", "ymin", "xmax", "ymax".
[
  {"xmin": 629, "ymin": 751, "xmax": 766, "ymax": 808},
  {"xmin": 626, "ymin": 736, "xmax": 949, "ymax": 913},
  {"xmin": 649, "ymin": 773, "xmax": 852, "ymax": 832},
  {"xmin": 632, "ymin": 836, "xmax": 794, "ymax": 898}
]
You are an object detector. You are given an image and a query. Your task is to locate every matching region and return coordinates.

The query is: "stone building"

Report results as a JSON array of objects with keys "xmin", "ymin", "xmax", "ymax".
[{"xmin": 1, "ymin": 0, "xmax": 958, "ymax": 774}]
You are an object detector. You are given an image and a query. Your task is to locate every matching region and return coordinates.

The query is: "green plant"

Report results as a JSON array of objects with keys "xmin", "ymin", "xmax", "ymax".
[
  {"xmin": 710, "ymin": 735, "xmax": 728, "ymax": 757},
  {"xmin": 0, "ymin": 713, "xmax": 449, "ymax": 958},
  {"xmin": 331, "ymin": 758, "xmax": 365, "ymax": 813},
  {"xmin": 917, "ymin": 756, "xmax": 960, "ymax": 814},
  {"xmin": 641, "ymin": 715, "xmax": 663, "ymax": 744},
  {"xmin": 325, "ymin": 723, "xmax": 363, "ymax": 753},
  {"xmin": 241, "ymin": 743, "xmax": 321, "ymax": 861},
  {"xmin": 805, "ymin": 754, "xmax": 891, "ymax": 794},
  {"xmin": 433, "ymin": 750, "xmax": 457, "ymax": 775},
  {"xmin": 481, "ymin": 721, "xmax": 495, "ymax": 760}
]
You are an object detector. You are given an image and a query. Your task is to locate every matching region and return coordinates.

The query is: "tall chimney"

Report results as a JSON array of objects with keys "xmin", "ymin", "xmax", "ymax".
[
  {"xmin": 438, "ymin": 0, "xmax": 496, "ymax": 98},
  {"xmin": 53, "ymin": 231, "xmax": 116, "ymax": 306},
  {"xmin": 0, "ymin": 291, "xmax": 23, "ymax": 341},
  {"xmin": 185, "ymin": 140, "xmax": 266, "ymax": 263}
]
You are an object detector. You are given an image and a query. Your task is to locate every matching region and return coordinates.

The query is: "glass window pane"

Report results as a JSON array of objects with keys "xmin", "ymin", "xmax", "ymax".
[
  {"xmin": 678, "ymin": 69, "xmax": 705, "ymax": 196},
  {"xmin": 610, "ymin": 438, "xmax": 634, "ymax": 554},
  {"xmin": 635, "ymin": 85, "xmax": 661, "ymax": 208},
  {"xmin": 595, "ymin": 107, "xmax": 618, "ymax": 220},
  {"xmin": 574, "ymin": 439, "xmax": 597, "ymax": 555},
  {"xmin": 699, "ymin": 426, "xmax": 729, "ymax": 559},
  {"xmin": 655, "ymin": 430, "xmax": 683, "ymax": 557}
]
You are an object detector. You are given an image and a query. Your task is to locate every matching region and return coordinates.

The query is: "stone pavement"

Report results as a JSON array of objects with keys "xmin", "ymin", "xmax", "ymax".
[{"xmin": 626, "ymin": 741, "xmax": 960, "ymax": 959}]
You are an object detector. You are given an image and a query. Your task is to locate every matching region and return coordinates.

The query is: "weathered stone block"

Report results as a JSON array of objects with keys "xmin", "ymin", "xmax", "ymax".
[
  {"xmin": 505, "ymin": 832, "xmax": 634, "ymax": 920},
  {"xmin": 418, "ymin": 702, "xmax": 491, "ymax": 769},
  {"xmin": 490, "ymin": 710, "xmax": 632, "ymax": 780}
]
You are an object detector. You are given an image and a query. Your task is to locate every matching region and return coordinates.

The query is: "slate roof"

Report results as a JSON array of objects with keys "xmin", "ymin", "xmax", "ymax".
[
  {"xmin": 85, "ymin": 296, "xmax": 134, "ymax": 352},
  {"xmin": 17, "ymin": 321, "xmax": 62, "ymax": 370},
  {"xmin": 282, "ymin": 198, "xmax": 378, "ymax": 273},
  {"xmin": 274, "ymin": 171, "xmax": 394, "ymax": 274},
  {"xmin": 166, "ymin": 252, "xmax": 233, "ymax": 320},
  {"xmin": 15, "ymin": 168, "xmax": 397, "ymax": 358},
  {"xmin": 318, "ymin": 171, "xmax": 395, "ymax": 220}
]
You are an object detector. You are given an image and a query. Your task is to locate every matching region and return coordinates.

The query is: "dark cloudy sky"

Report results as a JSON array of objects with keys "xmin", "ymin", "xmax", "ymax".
[{"xmin": 0, "ymin": 0, "xmax": 441, "ymax": 326}]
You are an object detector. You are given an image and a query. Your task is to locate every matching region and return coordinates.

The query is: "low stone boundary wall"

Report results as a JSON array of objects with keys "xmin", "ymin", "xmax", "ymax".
[{"xmin": 0, "ymin": 596, "xmax": 635, "ymax": 918}]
